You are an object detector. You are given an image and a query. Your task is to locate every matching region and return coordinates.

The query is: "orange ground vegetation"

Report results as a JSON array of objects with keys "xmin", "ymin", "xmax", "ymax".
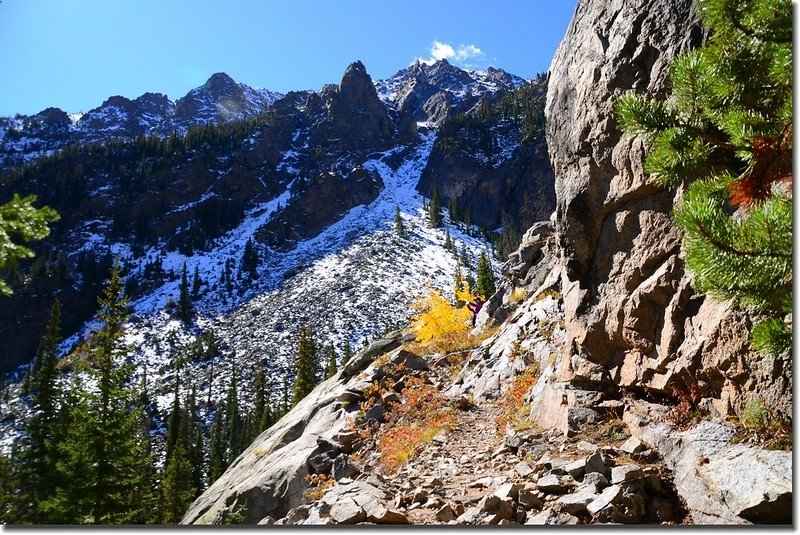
[
  {"xmin": 378, "ymin": 377, "xmax": 457, "ymax": 472},
  {"xmin": 496, "ymin": 367, "xmax": 539, "ymax": 432}
]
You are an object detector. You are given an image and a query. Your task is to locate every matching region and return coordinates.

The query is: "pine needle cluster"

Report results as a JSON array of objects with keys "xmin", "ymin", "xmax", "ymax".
[{"xmin": 614, "ymin": 0, "xmax": 792, "ymax": 353}]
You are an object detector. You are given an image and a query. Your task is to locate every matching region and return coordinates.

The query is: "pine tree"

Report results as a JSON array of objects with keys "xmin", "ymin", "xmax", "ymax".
[
  {"xmin": 324, "ymin": 343, "xmax": 338, "ymax": 380},
  {"xmin": 159, "ymin": 377, "xmax": 197, "ymax": 523},
  {"xmin": 186, "ymin": 384, "xmax": 205, "ymax": 494},
  {"xmin": 224, "ymin": 365, "xmax": 243, "ymax": 461},
  {"xmin": 54, "ymin": 250, "xmax": 69, "ymax": 282},
  {"xmin": 240, "ymin": 413, "xmax": 253, "ymax": 456},
  {"xmin": 460, "ymin": 244, "xmax": 470, "ymax": 270},
  {"xmin": 241, "ymin": 238, "xmax": 259, "ymax": 279},
  {"xmin": 191, "ymin": 265, "xmax": 202, "ymax": 300},
  {"xmin": 32, "ymin": 299, "xmax": 62, "ymax": 485},
  {"xmin": 134, "ymin": 370, "xmax": 158, "ymax": 525},
  {"xmin": 12, "ymin": 300, "xmax": 62, "ymax": 522},
  {"xmin": 224, "ymin": 258, "xmax": 234, "ymax": 292},
  {"xmin": 394, "ymin": 205, "xmax": 406, "ymax": 238},
  {"xmin": 615, "ymin": 0, "xmax": 792, "ymax": 353},
  {"xmin": 251, "ymin": 368, "xmax": 271, "ymax": 440},
  {"xmin": 40, "ymin": 372, "xmax": 93, "ymax": 524},
  {"xmin": 342, "ymin": 340, "xmax": 353, "ymax": 365},
  {"xmin": 476, "ymin": 252, "xmax": 496, "ymax": 299},
  {"xmin": 0, "ymin": 454, "xmax": 13, "ymax": 524},
  {"xmin": 453, "ymin": 264, "xmax": 466, "ymax": 306},
  {"xmin": 46, "ymin": 266, "xmax": 154, "ymax": 524},
  {"xmin": 428, "ymin": 185, "xmax": 442, "ymax": 228},
  {"xmin": 177, "ymin": 262, "xmax": 193, "ymax": 324},
  {"xmin": 159, "ymin": 439, "xmax": 194, "ymax": 524},
  {"xmin": 280, "ymin": 374, "xmax": 291, "ymax": 415},
  {"xmin": 463, "ymin": 208, "xmax": 472, "ymax": 235},
  {"xmin": 207, "ymin": 407, "xmax": 225, "ymax": 486},
  {"xmin": 444, "ymin": 229, "xmax": 453, "ymax": 250},
  {"xmin": 447, "ymin": 197, "xmax": 459, "ymax": 224},
  {"xmin": 90, "ymin": 265, "xmax": 154, "ymax": 523},
  {"xmin": 291, "ymin": 325, "xmax": 319, "ymax": 406},
  {"xmin": 164, "ymin": 378, "xmax": 182, "ymax": 467}
]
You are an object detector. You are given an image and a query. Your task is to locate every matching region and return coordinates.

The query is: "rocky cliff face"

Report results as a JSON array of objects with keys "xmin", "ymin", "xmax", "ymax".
[
  {"xmin": 311, "ymin": 61, "xmax": 395, "ymax": 152},
  {"xmin": 418, "ymin": 77, "xmax": 553, "ymax": 232},
  {"xmin": 545, "ymin": 0, "xmax": 791, "ymax": 419}
]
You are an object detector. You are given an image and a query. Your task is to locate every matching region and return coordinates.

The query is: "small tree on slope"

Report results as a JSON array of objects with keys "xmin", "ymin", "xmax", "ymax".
[
  {"xmin": 177, "ymin": 262, "xmax": 194, "ymax": 324},
  {"xmin": 291, "ymin": 325, "xmax": 319, "ymax": 406},
  {"xmin": 12, "ymin": 300, "xmax": 62, "ymax": 522},
  {"xmin": 428, "ymin": 186, "xmax": 443, "ymax": 228},
  {"xmin": 476, "ymin": 252, "xmax": 496, "ymax": 299},
  {"xmin": 615, "ymin": 0, "xmax": 792, "ymax": 354}
]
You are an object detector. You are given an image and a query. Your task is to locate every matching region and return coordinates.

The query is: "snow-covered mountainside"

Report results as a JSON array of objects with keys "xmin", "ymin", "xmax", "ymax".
[
  {"xmin": 0, "ymin": 73, "xmax": 282, "ymax": 168},
  {"xmin": 0, "ymin": 59, "xmax": 554, "ymax": 456},
  {"xmin": 0, "ymin": 127, "xmax": 494, "ymax": 453},
  {"xmin": 375, "ymin": 60, "xmax": 525, "ymax": 110},
  {"xmin": 375, "ymin": 60, "xmax": 525, "ymax": 128}
]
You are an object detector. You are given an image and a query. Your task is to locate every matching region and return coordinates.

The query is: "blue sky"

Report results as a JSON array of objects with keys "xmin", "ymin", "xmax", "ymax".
[{"xmin": 0, "ymin": 1, "xmax": 577, "ymax": 117}]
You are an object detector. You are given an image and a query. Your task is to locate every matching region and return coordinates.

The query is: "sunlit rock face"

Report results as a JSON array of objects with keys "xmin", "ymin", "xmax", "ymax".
[{"xmin": 545, "ymin": 0, "xmax": 791, "ymax": 419}]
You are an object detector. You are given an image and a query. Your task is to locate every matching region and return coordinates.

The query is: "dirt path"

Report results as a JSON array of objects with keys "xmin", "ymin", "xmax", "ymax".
[
  {"xmin": 282, "ymin": 349, "xmax": 682, "ymax": 525},
  {"xmin": 375, "ymin": 398, "xmax": 528, "ymax": 524}
]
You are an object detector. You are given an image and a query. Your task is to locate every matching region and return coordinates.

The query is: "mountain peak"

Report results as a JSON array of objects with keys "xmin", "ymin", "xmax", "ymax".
[
  {"xmin": 203, "ymin": 72, "xmax": 238, "ymax": 92},
  {"xmin": 340, "ymin": 60, "xmax": 371, "ymax": 93},
  {"xmin": 100, "ymin": 95, "xmax": 134, "ymax": 108},
  {"xmin": 32, "ymin": 107, "xmax": 70, "ymax": 125},
  {"xmin": 136, "ymin": 92, "xmax": 170, "ymax": 104},
  {"xmin": 343, "ymin": 60, "xmax": 367, "ymax": 76}
]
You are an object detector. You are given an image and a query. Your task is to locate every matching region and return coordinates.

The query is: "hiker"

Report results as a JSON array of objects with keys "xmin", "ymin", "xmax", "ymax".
[{"xmin": 466, "ymin": 295, "xmax": 484, "ymax": 327}]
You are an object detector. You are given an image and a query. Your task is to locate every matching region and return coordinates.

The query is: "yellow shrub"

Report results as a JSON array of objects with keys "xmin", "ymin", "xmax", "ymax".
[
  {"xmin": 508, "ymin": 287, "xmax": 526, "ymax": 303},
  {"xmin": 533, "ymin": 288, "xmax": 562, "ymax": 303},
  {"xmin": 411, "ymin": 289, "xmax": 472, "ymax": 346}
]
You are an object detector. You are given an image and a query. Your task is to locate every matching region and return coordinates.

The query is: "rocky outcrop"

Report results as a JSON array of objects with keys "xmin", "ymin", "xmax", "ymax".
[
  {"xmin": 545, "ymin": 0, "xmax": 791, "ymax": 419},
  {"xmin": 181, "ymin": 330, "xmax": 409, "ymax": 524},
  {"xmin": 312, "ymin": 61, "xmax": 394, "ymax": 153},
  {"xmin": 79, "ymin": 93, "xmax": 175, "ymax": 139},
  {"xmin": 31, "ymin": 107, "xmax": 71, "ymax": 127},
  {"xmin": 418, "ymin": 76, "xmax": 554, "ymax": 232},
  {"xmin": 181, "ymin": 373, "xmax": 348, "ymax": 524},
  {"xmin": 625, "ymin": 402, "xmax": 791, "ymax": 524}
]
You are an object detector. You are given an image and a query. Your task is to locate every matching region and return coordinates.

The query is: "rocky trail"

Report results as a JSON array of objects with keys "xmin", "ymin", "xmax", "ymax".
[{"xmin": 269, "ymin": 340, "xmax": 684, "ymax": 526}]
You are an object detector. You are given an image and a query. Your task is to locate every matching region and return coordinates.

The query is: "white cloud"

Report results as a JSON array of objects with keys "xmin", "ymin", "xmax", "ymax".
[
  {"xmin": 430, "ymin": 41, "xmax": 456, "ymax": 61},
  {"xmin": 416, "ymin": 41, "xmax": 486, "ymax": 67}
]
